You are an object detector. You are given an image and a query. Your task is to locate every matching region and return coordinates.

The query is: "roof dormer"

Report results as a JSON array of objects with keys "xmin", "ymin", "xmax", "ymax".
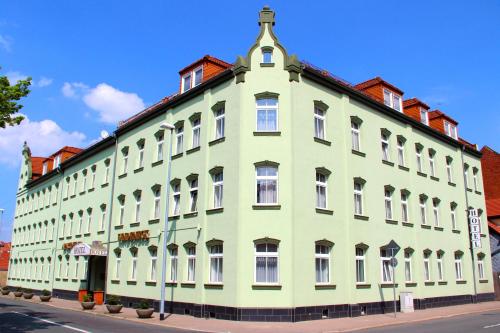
[
  {"xmin": 354, "ymin": 77, "xmax": 404, "ymax": 112},
  {"xmin": 178, "ymin": 55, "xmax": 232, "ymax": 93},
  {"xmin": 403, "ymin": 98, "xmax": 430, "ymax": 125},
  {"xmin": 429, "ymin": 110, "xmax": 459, "ymax": 139}
]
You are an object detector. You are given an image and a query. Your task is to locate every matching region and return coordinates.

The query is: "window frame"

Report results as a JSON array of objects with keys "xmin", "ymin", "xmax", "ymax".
[
  {"xmin": 209, "ymin": 244, "xmax": 223, "ymax": 283},
  {"xmin": 314, "ymin": 107, "xmax": 326, "ymax": 140},
  {"xmin": 255, "ymin": 97, "xmax": 279, "ymax": 132},
  {"xmin": 315, "ymin": 172, "xmax": 328, "ymax": 209},
  {"xmin": 254, "ymin": 242, "xmax": 279, "ymax": 285},
  {"xmin": 315, "ymin": 244, "xmax": 331, "ymax": 284},
  {"xmin": 255, "ymin": 165, "xmax": 279, "ymax": 205},
  {"xmin": 355, "ymin": 247, "xmax": 366, "ymax": 284}
]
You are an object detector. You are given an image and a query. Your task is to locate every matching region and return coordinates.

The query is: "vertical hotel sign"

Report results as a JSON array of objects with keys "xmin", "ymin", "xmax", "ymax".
[{"xmin": 468, "ymin": 209, "xmax": 481, "ymax": 248}]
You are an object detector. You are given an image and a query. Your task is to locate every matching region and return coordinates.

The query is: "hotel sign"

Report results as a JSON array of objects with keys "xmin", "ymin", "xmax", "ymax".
[
  {"xmin": 468, "ymin": 209, "xmax": 482, "ymax": 249},
  {"xmin": 68, "ymin": 241, "xmax": 108, "ymax": 256},
  {"xmin": 118, "ymin": 230, "xmax": 150, "ymax": 242}
]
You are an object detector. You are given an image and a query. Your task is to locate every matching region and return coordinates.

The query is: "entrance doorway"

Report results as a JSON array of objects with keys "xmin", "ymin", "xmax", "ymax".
[{"xmin": 87, "ymin": 256, "xmax": 106, "ymax": 291}]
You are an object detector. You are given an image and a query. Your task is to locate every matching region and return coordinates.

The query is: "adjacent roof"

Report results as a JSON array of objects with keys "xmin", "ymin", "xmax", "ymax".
[
  {"xmin": 354, "ymin": 76, "xmax": 404, "ymax": 95},
  {"xmin": 178, "ymin": 55, "xmax": 232, "ymax": 74},
  {"xmin": 429, "ymin": 110, "xmax": 458, "ymax": 124},
  {"xmin": 403, "ymin": 98, "xmax": 429, "ymax": 110},
  {"xmin": 486, "ymin": 198, "xmax": 500, "ymax": 218},
  {"xmin": 489, "ymin": 221, "xmax": 500, "ymax": 235}
]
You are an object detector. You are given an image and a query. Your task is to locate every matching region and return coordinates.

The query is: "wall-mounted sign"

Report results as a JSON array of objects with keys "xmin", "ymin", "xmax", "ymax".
[
  {"xmin": 118, "ymin": 230, "xmax": 150, "ymax": 242},
  {"xmin": 70, "ymin": 241, "xmax": 108, "ymax": 256},
  {"xmin": 468, "ymin": 209, "xmax": 482, "ymax": 248},
  {"xmin": 71, "ymin": 243, "xmax": 91, "ymax": 256}
]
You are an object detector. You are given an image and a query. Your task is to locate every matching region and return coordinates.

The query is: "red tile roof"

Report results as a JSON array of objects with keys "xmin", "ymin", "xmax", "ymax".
[
  {"xmin": 486, "ymin": 198, "xmax": 500, "ymax": 218},
  {"xmin": 354, "ymin": 76, "xmax": 404, "ymax": 95},
  {"xmin": 489, "ymin": 222, "xmax": 500, "ymax": 235},
  {"xmin": 31, "ymin": 157, "xmax": 46, "ymax": 179},
  {"xmin": 178, "ymin": 55, "xmax": 232, "ymax": 74},
  {"xmin": 403, "ymin": 98, "xmax": 429, "ymax": 110},
  {"xmin": 428, "ymin": 110, "xmax": 458, "ymax": 124}
]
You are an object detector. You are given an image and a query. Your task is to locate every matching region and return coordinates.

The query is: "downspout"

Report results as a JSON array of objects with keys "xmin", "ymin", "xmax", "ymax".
[
  {"xmin": 103, "ymin": 134, "xmax": 119, "ymax": 302},
  {"xmin": 51, "ymin": 166, "xmax": 66, "ymax": 295},
  {"xmin": 460, "ymin": 145, "xmax": 478, "ymax": 302}
]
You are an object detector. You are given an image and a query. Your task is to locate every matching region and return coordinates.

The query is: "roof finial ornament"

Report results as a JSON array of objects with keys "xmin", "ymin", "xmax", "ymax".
[
  {"xmin": 259, "ymin": 5, "xmax": 275, "ymax": 26},
  {"xmin": 22, "ymin": 141, "xmax": 31, "ymax": 159}
]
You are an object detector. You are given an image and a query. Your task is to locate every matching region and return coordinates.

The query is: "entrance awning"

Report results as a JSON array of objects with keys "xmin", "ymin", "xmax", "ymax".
[{"xmin": 71, "ymin": 241, "xmax": 108, "ymax": 256}]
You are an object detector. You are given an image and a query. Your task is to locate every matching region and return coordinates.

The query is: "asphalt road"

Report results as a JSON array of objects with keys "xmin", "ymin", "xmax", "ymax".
[
  {"xmin": 359, "ymin": 310, "xmax": 500, "ymax": 333},
  {"xmin": 0, "ymin": 297, "xmax": 207, "ymax": 333}
]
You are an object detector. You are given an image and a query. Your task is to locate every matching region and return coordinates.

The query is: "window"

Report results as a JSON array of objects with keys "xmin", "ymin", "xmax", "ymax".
[
  {"xmin": 150, "ymin": 248, "xmax": 157, "ymax": 282},
  {"xmin": 314, "ymin": 108, "xmax": 325, "ymax": 140},
  {"xmin": 122, "ymin": 149, "xmax": 129, "ymax": 174},
  {"xmin": 194, "ymin": 67, "xmax": 203, "ymax": 87},
  {"xmin": 137, "ymin": 141, "xmax": 144, "ymax": 168},
  {"xmin": 53, "ymin": 154, "xmax": 61, "ymax": 169},
  {"xmin": 192, "ymin": 118, "xmax": 201, "ymax": 148},
  {"xmin": 256, "ymin": 166, "xmax": 278, "ymax": 204},
  {"xmin": 214, "ymin": 108, "xmax": 225, "ymax": 139},
  {"xmin": 103, "ymin": 161, "xmax": 110, "ymax": 184},
  {"xmin": 172, "ymin": 183, "xmax": 181, "ymax": 215},
  {"xmin": 189, "ymin": 178, "xmax": 198, "ymax": 212},
  {"xmin": 316, "ymin": 172, "xmax": 328, "ymax": 209},
  {"xmin": 419, "ymin": 196, "xmax": 427, "ymax": 225},
  {"xmin": 424, "ymin": 252, "xmax": 431, "ymax": 282},
  {"xmin": 182, "ymin": 73, "xmax": 192, "ymax": 93},
  {"xmin": 130, "ymin": 250, "xmax": 138, "ymax": 280},
  {"xmin": 404, "ymin": 250, "xmax": 412, "ymax": 282},
  {"xmin": 118, "ymin": 197, "xmax": 125, "ymax": 225},
  {"xmin": 384, "ymin": 189, "xmax": 393, "ymax": 220},
  {"xmin": 451, "ymin": 204, "xmax": 457, "ymax": 230},
  {"xmin": 181, "ymin": 67, "xmax": 203, "ymax": 92},
  {"xmin": 473, "ymin": 169, "xmax": 479, "ymax": 192},
  {"xmin": 153, "ymin": 188, "xmax": 161, "ymax": 219},
  {"xmin": 209, "ymin": 244, "xmax": 223, "ymax": 283},
  {"xmin": 71, "ymin": 176, "xmax": 77, "ymax": 196},
  {"xmin": 187, "ymin": 246, "xmax": 196, "ymax": 282},
  {"xmin": 477, "ymin": 255, "xmax": 485, "ymax": 280},
  {"xmin": 90, "ymin": 167, "xmax": 96, "ymax": 189},
  {"xmin": 401, "ymin": 192, "xmax": 409, "ymax": 223},
  {"xmin": 74, "ymin": 257, "xmax": 79, "ymax": 279},
  {"xmin": 176, "ymin": 126, "xmax": 184, "ymax": 154},
  {"xmin": 42, "ymin": 162, "xmax": 48, "ymax": 175},
  {"xmin": 416, "ymin": 147, "xmax": 423, "ymax": 173},
  {"xmin": 86, "ymin": 209, "xmax": 91, "ymax": 234},
  {"xmin": 437, "ymin": 252, "xmax": 444, "ymax": 281},
  {"xmin": 420, "ymin": 108, "xmax": 429, "ymax": 125},
  {"xmin": 213, "ymin": 171, "xmax": 223, "ymax": 209},
  {"xmin": 446, "ymin": 158, "xmax": 453, "ymax": 183},
  {"xmin": 134, "ymin": 192, "xmax": 141, "ymax": 224},
  {"xmin": 351, "ymin": 122, "xmax": 361, "ymax": 151},
  {"xmin": 380, "ymin": 249, "xmax": 393, "ymax": 283},
  {"xmin": 429, "ymin": 151, "xmax": 436, "ymax": 177},
  {"xmin": 100, "ymin": 205, "xmax": 107, "ymax": 231},
  {"xmin": 57, "ymin": 257, "xmax": 62, "ymax": 278},
  {"xmin": 454, "ymin": 253, "xmax": 463, "ymax": 280},
  {"xmin": 355, "ymin": 247, "xmax": 366, "ymax": 283},
  {"xmin": 77, "ymin": 213, "xmax": 83, "ymax": 235},
  {"xmin": 81, "ymin": 171, "xmax": 87, "ymax": 192},
  {"xmin": 67, "ymin": 214, "xmax": 73, "ymax": 237},
  {"xmin": 156, "ymin": 132, "xmax": 164, "ymax": 161},
  {"xmin": 381, "ymin": 133, "xmax": 390, "ymax": 161},
  {"xmin": 354, "ymin": 181, "xmax": 364, "ymax": 215},
  {"xmin": 255, "ymin": 242, "xmax": 279, "ymax": 284},
  {"xmin": 397, "ymin": 139, "xmax": 405, "ymax": 166},
  {"xmin": 383, "ymin": 89, "xmax": 402, "ymax": 111},
  {"xmin": 65, "ymin": 257, "xmax": 70, "ymax": 278},
  {"xmin": 262, "ymin": 49, "xmax": 272, "ymax": 63},
  {"xmin": 464, "ymin": 165, "xmax": 469, "ymax": 189},
  {"xmin": 256, "ymin": 98, "xmax": 278, "ymax": 132},
  {"xmin": 114, "ymin": 252, "xmax": 121, "ymax": 280},
  {"xmin": 433, "ymin": 199, "xmax": 440, "ymax": 227},
  {"xmin": 444, "ymin": 121, "xmax": 458, "ymax": 139},
  {"xmin": 315, "ymin": 244, "xmax": 330, "ymax": 284}
]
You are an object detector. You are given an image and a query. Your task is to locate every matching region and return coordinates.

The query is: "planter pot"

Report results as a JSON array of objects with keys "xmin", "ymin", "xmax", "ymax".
[
  {"xmin": 1, "ymin": 289, "xmax": 10, "ymax": 296},
  {"xmin": 39, "ymin": 295, "xmax": 51, "ymax": 302},
  {"xmin": 106, "ymin": 304, "xmax": 123, "ymax": 313},
  {"xmin": 23, "ymin": 293, "xmax": 34, "ymax": 299},
  {"xmin": 136, "ymin": 308, "xmax": 154, "ymax": 318},
  {"xmin": 81, "ymin": 301, "xmax": 95, "ymax": 310},
  {"xmin": 93, "ymin": 291, "xmax": 104, "ymax": 305},
  {"xmin": 13, "ymin": 291, "xmax": 23, "ymax": 297}
]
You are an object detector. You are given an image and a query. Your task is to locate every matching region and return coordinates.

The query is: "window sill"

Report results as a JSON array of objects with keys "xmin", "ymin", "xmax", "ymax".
[
  {"xmin": 70, "ymin": 195, "xmax": 76, "ymax": 198},
  {"xmin": 434, "ymin": 226, "xmax": 444, "ymax": 231},
  {"xmin": 148, "ymin": 218, "xmax": 160, "ymax": 224},
  {"xmin": 168, "ymin": 215, "xmax": 180, "ymax": 221},
  {"xmin": 421, "ymin": 224, "xmax": 431, "ymax": 229},
  {"xmin": 252, "ymin": 284, "xmax": 282, "ymax": 290},
  {"xmin": 314, "ymin": 137, "xmax": 331, "ymax": 146},
  {"xmin": 79, "ymin": 191, "xmax": 86, "ymax": 195},
  {"xmin": 118, "ymin": 173, "xmax": 127, "ymax": 179},
  {"xmin": 127, "ymin": 280, "xmax": 137, "ymax": 285},
  {"xmin": 456, "ymin": 280, "xmax": 467, "ymax": 284},
  {"xmin": 110, "ymin": 279, "xmax": 120, "ymax": 284},
  {"xmin": 380, "ymin": 283, "xmax": 398, "ymax": 288},
  {"xmin": 186, "ymin": 146, "xmax": 200, "ymax": 155},
  {"xmin": 101, "ymin": 183, "xmax": 109, "ymax": 188},
  {"xmin": 475, "ymin": 191, "xmax": 482, "ymax": 195},
  {"xmin": 398, "ymin": 165, "xmax": 409, "ymax": 172},
  {"xmin": 206, "ymin": 207, "xmax": 223, "ymax": 214},
  {"xmin": 181, "ymin": 282, "xmax": 196, "ymax": 288},
  {"xmin": 385, "ymin": 219, "xmax": 398, "ymax": 225},
  {"xmin": 355, "ymin": 283, "xmax": 371, "ymax": 289},
  {"xmin": 204, "ymin": 283, "xmax": 223, "ymax": 289},
  {"xmin": 97, "ymin": 230, "xmax": 105, "ymax": 234},
  {"xmin": 424, "ymin": 281, "xmax": 435, "ymax": 286},
  {"xmin": 71, "ymin": 278, "xmax": 78, "ymax": 282},
  {"xmin": 209, "ymin": 137, "xmax": 225, "ymax": 146},
  {"xmin": 75, "ymin": 234, "xmax": 82, "ymax": 238},
  {"xmin": 467, "ymin": 188, "xmax": 473, "ymax": 192},
  {"xmin": 55, "ymin": 278, "xmax": 61, "ymax": 281},
  {"xmin": 171, "ymin": 152, "xmax": 183, "ymax": 160},
  {"xmin": 134, "ymin": 167, "xmax": 144, "ymax": 174},
  {"xmin": 315, "ymin": 284, "xmax": 336, "ymax": 290},
  {"xmin": 88, "ymin": 188, "xmax": 95, "ymax": 193},
  {"xmin": 382, "ymin": 160, "xmax": 394, "ymax": 167},
  {"xmin": 351, "ymin": 149, "xmax": 366, "ymax": 157},
  {"xmin": 316, "ymin": 208, "xmax": 333, "ymax": 215},
  {"xmin": 183, "ymin": 212, "xmax": 198, "ymax": 218},
  {"xmin": 130, "ymin": 222, "xmax": 140, "ymax": 227},
  {"xmin": 448, "ymin": 182, "xmax": 456, "ymax": 187},
  {"xmin": 151, "ymin": 160, "xmax": 163, "ymax": 167},
  {"xmin": 402, "ymin": 222, "xmax": 413, "ymax": 227},
  {"xmin": 479, "ymin": 279, "xmax": 488, "ymax": 283},
  {"xmin": 430, "ymin": 176, "xmax": 439, "ymax": 182},
  {"xmin": 83, "ymin": 232, "xmax": 91, "ymax": 237},
  {"xmin": 438, "ymin": 281, "xmax": 448, "ymax": 285},
  {"xmin": 452, "ymin": 229, "xmax": 461, "ymax": 234},
  {"xmin": 417, "ymin": 171, "xmax": 427, "ymax": 178},
  {"xmin": 62, "ymin": 278, "xmax": 69, "ymax": 281},
  {"xmin": 405, "ymin": 282, "xmax": 418, "ymax": 287},
  {"xmin": 354, "ymin": 214, "xmax": 369, "ymax": 221},
  {"xmin": 114, "ymin": 225, "xmax": 124, "ymax": 229},
  {"xmin": 252, "ymin": 204, "xmax": 281, "ymax": 210},
  {"xmin": 253, "ymin": 131, "xmax": 281, "ymax": 136},
  {"xmin": 260, "ymin": 62, "xmax": 275, "ymax": 67}
]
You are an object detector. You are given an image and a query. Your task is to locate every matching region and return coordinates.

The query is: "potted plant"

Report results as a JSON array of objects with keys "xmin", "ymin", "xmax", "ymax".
[
  {"xmin": 0, "ymin": 286, "xmax": 10, "ymax": 296},
  {"xmin": 23, "ymin": 288, "xmax": 34, "ymax": 299},
  {"xmin": 135, "ymin": 299, "xmax": 154, "ymax": 318},
  {"xmin": 93, "ymin": 288, "xmax": 104, "ymax": 305},
  {"xmin": 39, "ymin": 289, "xmax": 51, "ymax": 302},
  {"xmin": 80, "ymin": 294, "xmax": 95, "ymax": 310},
  {"xmin": 106, "ymin": 295, "xmax": 123, "ymax": 314},
  {"xmin": 13, "ymin": 287, "xmax": 23, "ymax": 297}
]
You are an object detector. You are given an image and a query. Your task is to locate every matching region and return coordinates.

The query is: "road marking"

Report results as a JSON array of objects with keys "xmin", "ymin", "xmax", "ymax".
[
  {"xmin": 484, "ymin": 323, "xmax": 500, "ymax": 329},
  {"xmin": 11, "ymin": 311, "xmax": 91, "ymax": 333}
]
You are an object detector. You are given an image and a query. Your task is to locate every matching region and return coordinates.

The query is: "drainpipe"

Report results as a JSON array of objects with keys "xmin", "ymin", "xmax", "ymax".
[
  {"xmin": 50, "ymin": 166, "xmax": 65, "ymax": 295},
  {"xmin": 460, "ymin": 145, "xmax": 478, "ymax": 302},
  {"xmin": 103, "ymin": 134, "xmax": 119, "ymax": 302}
]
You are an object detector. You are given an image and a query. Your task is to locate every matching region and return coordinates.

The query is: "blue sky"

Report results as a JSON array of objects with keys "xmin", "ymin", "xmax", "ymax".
[{"xmin": 0, "ymin": 1, "xmax": 499, "ymax": 241}]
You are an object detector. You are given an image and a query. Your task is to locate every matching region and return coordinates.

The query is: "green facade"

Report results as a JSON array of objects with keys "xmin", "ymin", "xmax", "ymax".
[{"xmin": 8, "ymin": 7, "xmax": 493, "ymax": 321}]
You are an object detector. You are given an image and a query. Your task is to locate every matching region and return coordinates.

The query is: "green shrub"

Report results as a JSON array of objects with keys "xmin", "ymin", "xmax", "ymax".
[
  {"xmin": 41, "ymin": 289, "xmax": 51, "ymax": 296},
  {"xmin": 82, "ymin": 294, "xmax": 92, "ymax": 302},
  {"xmin": 136, "ymin": 299, "xmax": 150, "ymax": 309},
  {"xmin": 107, "ymin": 295, "xmax": 121, "ymax": 305},
  {"xmin": 23, "ymin": 288, "xmax": 33, "ymax": 294},
  {"xmin": 15, "ymin": 286, "xmax": 22, "ymax": 292}
]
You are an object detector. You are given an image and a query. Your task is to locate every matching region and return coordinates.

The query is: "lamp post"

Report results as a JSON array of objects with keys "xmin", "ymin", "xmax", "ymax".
[{"xmin": 159, "ymin": 122, "xmax": 175, "ymax": 321}]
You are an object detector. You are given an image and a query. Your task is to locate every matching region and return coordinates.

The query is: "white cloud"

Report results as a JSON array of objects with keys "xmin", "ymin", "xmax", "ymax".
[
  {"xmin": 0, "ymin": 115, "xmax": 87, "ymax": 167},
  {"xmin": 0, "ymin": 34, "xmax": 11, "ymax": 52},
  {"xmin": 6, "ymin": 71, "xmax": 53, "ymax": 88},
  {"xmin": 37, "ymin": 77, "xmax": 53, "ymax": 87},
  {"xmin": 82, "ymin": 83, "xmax": 145, "ymax": 124},
  {"xmin": 61, "ymin": 82, "xmax": 88, "ymax": 98}
]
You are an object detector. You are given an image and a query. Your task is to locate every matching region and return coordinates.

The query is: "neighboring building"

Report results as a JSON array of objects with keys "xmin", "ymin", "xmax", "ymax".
[
  {"xmin": 481, "ymin": 146, "xmax": 500, "ymax": 300},
  {"xmin": 8, "ymin": 7, "xmax": 494, "ymax": 322},
  {"xmin": 0, "ymin": 242, "xmax": 11, "ymax": 286}
]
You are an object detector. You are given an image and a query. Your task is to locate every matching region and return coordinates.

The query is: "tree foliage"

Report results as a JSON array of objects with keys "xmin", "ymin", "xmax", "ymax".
[{"xmin": 0, "ymin": 67, "xmax": 31, "ymax": 128}]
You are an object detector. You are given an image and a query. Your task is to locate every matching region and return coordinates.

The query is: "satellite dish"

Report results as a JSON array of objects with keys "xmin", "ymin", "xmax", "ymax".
[{"xmin": 100, "ymin": 130, "xmax": 109, "ymax": 139}]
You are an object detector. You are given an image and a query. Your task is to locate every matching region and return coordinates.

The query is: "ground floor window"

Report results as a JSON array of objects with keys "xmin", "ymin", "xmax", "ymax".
[
  {"xmin": 315, "ymin": 244, "xmax": 331, "ymax": 284},
  {"xmin": 355, "ymin": 247, "xmax": 366, "ymax": 283},
  {"xmin": 255, "ymin": 242, "xmax": 279, "ymax": 284},
  {"xmin": 209, "ymin": 244, "xmax": 223, "ymax": 283}
]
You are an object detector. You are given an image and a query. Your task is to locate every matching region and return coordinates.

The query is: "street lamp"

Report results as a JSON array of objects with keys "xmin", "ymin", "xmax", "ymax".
[{"xmin": 159, "ymin": 122, "xmax": 175, "ymax": 321}]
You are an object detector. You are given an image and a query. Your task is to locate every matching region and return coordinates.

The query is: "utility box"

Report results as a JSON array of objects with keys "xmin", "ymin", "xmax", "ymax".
[{"xmin": 400, "ymin": 292, "xmax": 414, "ymax": 313}]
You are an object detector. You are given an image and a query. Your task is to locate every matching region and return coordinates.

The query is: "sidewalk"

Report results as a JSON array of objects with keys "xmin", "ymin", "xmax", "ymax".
[{"xmin": 1, "ymin": 293, "xmax": 499, "ymax": 333}]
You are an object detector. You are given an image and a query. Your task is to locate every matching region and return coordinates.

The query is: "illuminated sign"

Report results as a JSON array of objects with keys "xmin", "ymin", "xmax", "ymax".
[
  {"xmin": 118, "ymin": 230, "xmax": 150, "ymax": 242},
  {"xmin": 468, "ymin": 209, "xmax": 482, "ymax": 249}
]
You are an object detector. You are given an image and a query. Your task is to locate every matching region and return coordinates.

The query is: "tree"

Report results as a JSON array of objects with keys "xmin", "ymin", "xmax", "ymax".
[{"xmin": 0, "ymin": 67, "xmax": 31, "ymax": 128}]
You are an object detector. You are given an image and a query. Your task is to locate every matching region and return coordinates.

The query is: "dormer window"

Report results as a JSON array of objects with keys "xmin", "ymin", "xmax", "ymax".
[
  {"xmin": 420, "ymin": 108, "xmax": 429, "ymax": 125},
  {"xmin": 182, "ymin": 73, "xmax": 192, "ymax": 93},
  {"xmin": 194, "ymin": 67, "xmax": 203, "ymax": 86},
  {"xmin": 383, "ymin": 89, "xmax": 402, "ymax": 112},
  {"xmin": 53, "ymin": 154, "xmax": 61, "ymax": 169},
  {"xmin": 42, "ymin": 162, "xmax": 48, "ymax": 175},
  {"xmin": 181, "ymin": 66, "xmax": 204, "ymax": 93},
  {"xmin": 444, "ymin": 121, "xmax": 458, "ymax": 139}
]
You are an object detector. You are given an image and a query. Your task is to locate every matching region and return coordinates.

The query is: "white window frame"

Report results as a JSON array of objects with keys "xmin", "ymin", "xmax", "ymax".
[
  {"xmin": 429, "ymin": 152, "xmax": 436, "ymax": 177},
  {"xmin": 187, "ymin": 246, "xmax": 196, "ymax": 282},
  {"xmin": 401, "ymin": 193, "xmax": 409, "ymax": 223},
  {"xmin": 156, "ymin": 133, "xmax": 164, "ymax": 161},
  {"xmin": 209, "ymin": 244, "xmax": 223, "ymax": 283},
  {"xmin": 134, "ymin": 192, "xmax": 141, "ymax": 224},
  {"xmin": 122, "ymin": 150, "xmax": 128, "ymax": 174},
  {"xmin": 437, "ymin": 253, "xmax": 444, "ymax": 281},
  {"xmin": 454, "ymin": 253, "xmax": 463, "ymax": 280},
  {"xmin": 478, "ymin": 257, "xmax": 485, "ymax": 280},
  {"xmin": 104, "ymin": 163, "xmax": 110, "ymax": 184},
  {"xmin": 100, "ymin": 206, "xmax": 107, "ymax": 231},
  {"xmin": 451, "ymin": 205, "xmax": 457, "ymax": 230},
  {"xmin": 53, "ymin": 154, "xmax": 61, "ymax": 169},
  {"xmin": 214, "ymin": 108, "xmax": 225, "ymax": 140},
  {"xmin": 254, "ymin": 243, "xmax": 279, "ymax": 285},
  {"xmin": 433, "ymin": 200, "xmax": 440, "ymax": 227},
  {"xmin": 404, "ymin": 251, "xmax": 412, "ymax": 282},
  {"xmin": 137, "ymin": 142, "xmax": 144, "ymax": 168},
  {"xmin": 381, "ymin": 133, "xmax": 390, "ymax": 161},
  {"xmin": 256, "ymin": 166, "xmax": 278, "ymax": 205},
  {"xmin": 354, "ymin": 182, "xmax": 363, "ymax": 215},
  {"xmin": 176, "ymin": 126, "xmax": 184, "ymax": 154},
  {"xmin": 172, "ymin": 183, "xmax": 181, "ymax": 216},
  {"xmin": 397, "ymin": 139, "xmax": 405, "ymax": 166},
  {"xmin": 384, "ymin": 189, "xmax": 393, "ymax": 220},
  {"xmin": 420, "ymin": 108, "xmax": 429, "ymax": 125},
  {"xmin": 446, "ymin": 158, "xmax": 453, "ymax": 183},
  {"xmin": 383, "ymin": 89, "xmax": 402, "ymax": 111},
  {"xmin": 150, "ymin": 248, "xmax": 157, "ymax": 282},
  {"xmin": 420, "ymin": 197, "xmax": 427, "ymax": 225},
  {"xmin": 355, "ymin": 247, "xmax": 366, "ymax": 284},
  {"xmin": 315, "ymin": 244, "xmax": 331, "ymax": 284},
  {"xmin": 351, "ymin": 122, "xmax": 361, "ymax": 151},
  {"xmin": 314, "ymin": 107, "xmax": 325, "ymax": 140},
  {"xmin": 416, "ymin": 148, "xmax": 423, "ymax": 173},
  {"xmin": 424, "ymin": 253, "xmax": 431, "ymax": 282},
  {"xmin": 118, "ymin": 198, "xmax": 125, "ymax": 226},
  {"xmin": 90, "ymin": 167, "xmax": 96, "ymax": 189},
  {"xmin": 473, "ymin": 170, "xmax": 479, "ymax": 192},
  {"xmin": 189, "ymin": 178, "xmax": 198, "ymax": 213},
  {"xmin": 114, "ymin": 252, "xmax": 121, "ymax": 280},
  {"xmin": 316, "ymin": 172, "xmax": 328, "ymax": 209},
  {"xmin": 380, "ymin": 249, "xmax": 393, "ymax": 283},
  {"xmin": 192, "ymin": 118, "xmax": 201, "ymax": 148},
  {"xmin": 130, "ymin": 250, "xmax": 138, "ymax": 281},
  {"xmin": 256, "ymin": 98, "xmax": 278, "ymax": 132},
  {"xmin": 153, "ymin": 188, "xmax": 161, "ymax": 219},
  {"xmin": 213, "ymin": 172, "xmax": 223, "ymax": 209}
]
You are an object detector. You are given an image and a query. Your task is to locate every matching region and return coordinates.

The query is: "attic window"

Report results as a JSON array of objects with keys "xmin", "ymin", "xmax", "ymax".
[
  {"xmin": 53, "ymin": 154, "xmax": 61, "ymax": 169},
  {"xmin": 42, "ymin": 162, "xmax": 48, "ymax": 175},
  {"xmin": 383, "ymin": 89, "xmax": 402, "ymax": 112},
  {"xmin": 420, "ymin": 108, "xmax": 429, "ymax": 125},
  {"xmin": 181, "ymin": 66, "xmax": 203, "ymax": 93},
  {"xmin": 444, "ymin": 121, "xmax": 458, "ymax": 139}
]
